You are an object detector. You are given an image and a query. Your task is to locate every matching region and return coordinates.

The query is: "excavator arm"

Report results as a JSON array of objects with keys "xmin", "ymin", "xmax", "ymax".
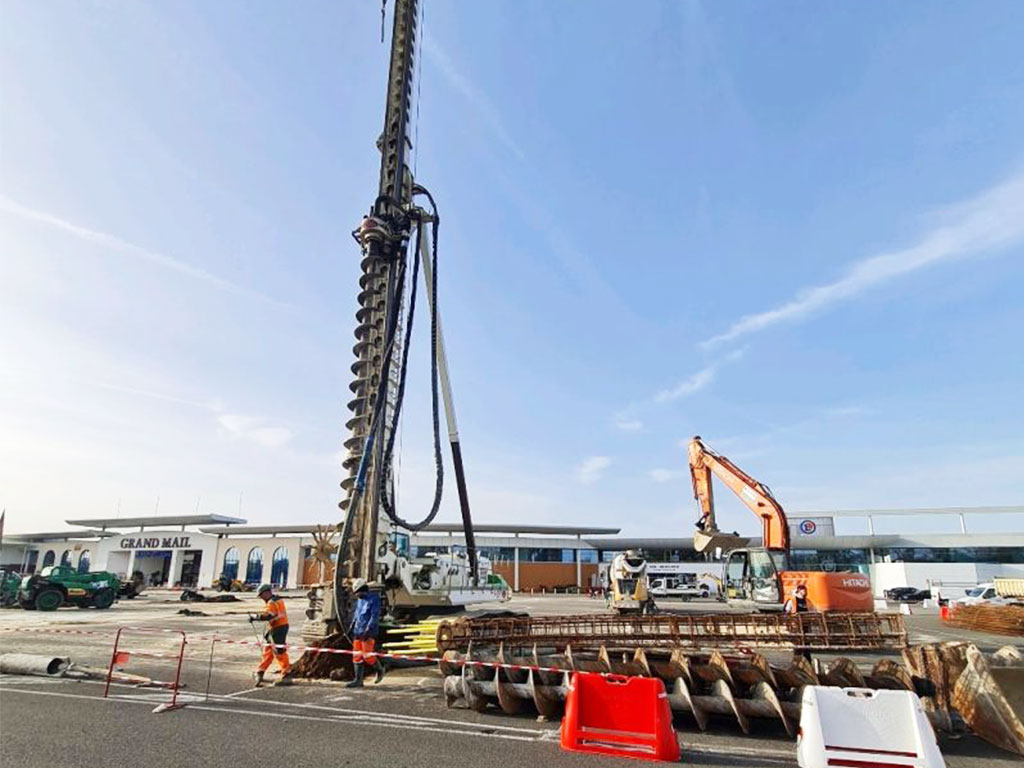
[{"xmin": 687, "ymin": 436, "xmax": 790, "ymax": 552}]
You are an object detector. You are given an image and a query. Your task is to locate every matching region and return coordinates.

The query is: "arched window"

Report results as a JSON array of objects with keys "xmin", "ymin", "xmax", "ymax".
[
  {"xmin": 246, "ymin": 548, "xmax": 264, "ymax": 585},
  {"xmin": 222, "ymin": 547, "xmax": 240, "ymax": 581},
  {"xmin": 78, "ymin": 550, "xmax": 91, "ymax": 573},
  {"xmin": 42, "ymin": 550, "xmax": 56, "ymax": 568},
  {"xmin": 60, "ymin": 550, "xmax": 72, "ymax": 567},
  {"xmin": 270, "ymin": 547, "xmax": 289, "ymax": 587}
]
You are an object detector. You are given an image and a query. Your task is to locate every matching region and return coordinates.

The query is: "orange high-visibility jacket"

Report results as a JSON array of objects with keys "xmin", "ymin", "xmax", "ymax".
[{"xmin": 263, "ymin": 597, "xmax": 288, "ymax": 629}]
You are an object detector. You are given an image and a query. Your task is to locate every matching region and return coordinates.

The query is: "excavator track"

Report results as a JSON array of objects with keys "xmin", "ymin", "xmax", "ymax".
[{"xmin": 436, "ymin": 613, "xmax": 1024, "ymax": 756}]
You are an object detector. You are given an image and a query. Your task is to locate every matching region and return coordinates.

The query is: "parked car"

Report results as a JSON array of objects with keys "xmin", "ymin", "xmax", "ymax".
[
  {"xmin": 884, "ymin": 587, "xmax": 932, "ymax": 603},
  {"xmin": 953, "ymin": 583, "xmax": 1011, "ymax": 607},
  {"xmin": 648, "ymin": 575, "xmax": 713, "ymax": 600}
]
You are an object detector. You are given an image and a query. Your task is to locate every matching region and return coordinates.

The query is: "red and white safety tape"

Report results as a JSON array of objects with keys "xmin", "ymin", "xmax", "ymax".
[{"xmin": 0, "ymin": 625, "xmax": 574, "ymax": 676}]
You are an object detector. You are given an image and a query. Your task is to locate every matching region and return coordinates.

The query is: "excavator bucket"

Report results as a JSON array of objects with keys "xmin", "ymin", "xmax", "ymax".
[
  {"xmin": 693, "ymin": 529, "xmax": 749, "ymax": 554},
  {"xmin": 952, "ymin": 644, "xmax": 1024, "ymax": 756}
]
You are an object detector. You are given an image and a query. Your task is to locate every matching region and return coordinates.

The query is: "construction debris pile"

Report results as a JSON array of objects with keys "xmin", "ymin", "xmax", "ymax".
[
  {"xmin": 438, "ymin": 612, "xmax": 1024, "ymax": 757},
  {"xmin": 947, "ymin": 603, "xmax": 1024, "ymax": 637}
]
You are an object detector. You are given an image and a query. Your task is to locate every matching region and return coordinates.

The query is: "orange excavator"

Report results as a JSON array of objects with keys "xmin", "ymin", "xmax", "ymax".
[{"xmin": 687, "ymin": 436, "xmax": 873, "ymax": 612}]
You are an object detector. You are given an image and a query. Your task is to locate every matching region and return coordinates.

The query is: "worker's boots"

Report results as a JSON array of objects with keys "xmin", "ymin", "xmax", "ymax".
[
  {"xmin": 346, "ymin": 662, "xmax": 365, "ymax": 688},
  {"xmin": 374, "ymin": 661, "xmax": 386, "ymax": 685},
  {"xmin": 253, "ymin": 670, "xmax": 265, "ymax": 688}
]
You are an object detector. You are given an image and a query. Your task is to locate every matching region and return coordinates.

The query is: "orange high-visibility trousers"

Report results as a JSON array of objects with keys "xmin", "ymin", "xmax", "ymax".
[
  {"xmin": 353, "ymin": 638, "xmax": 377, "ymax": 666},
  {"xmin": 258, "ymin": 629, "xmax": 290, "ymax": 674}
]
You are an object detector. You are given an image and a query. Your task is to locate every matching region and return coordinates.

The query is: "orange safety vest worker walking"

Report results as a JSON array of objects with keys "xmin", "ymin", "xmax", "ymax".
[{"xmin": 250, "ymin": 583, "xmax": 293, "ymax": 686}]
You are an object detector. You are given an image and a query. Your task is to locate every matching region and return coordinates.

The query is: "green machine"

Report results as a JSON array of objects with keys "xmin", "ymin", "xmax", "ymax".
[
  {"xmin": 0, "ymin": 569, "xmax": 21, "ymax": 607},
  {"xmin": 19, "ymin": 565, "xmax": 120, "ymax": 611}
]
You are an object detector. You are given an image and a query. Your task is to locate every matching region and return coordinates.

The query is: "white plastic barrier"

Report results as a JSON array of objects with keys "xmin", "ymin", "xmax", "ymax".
[{"xmin": 797, "ymin": 686, "xmax": 946, "ymax": 768}]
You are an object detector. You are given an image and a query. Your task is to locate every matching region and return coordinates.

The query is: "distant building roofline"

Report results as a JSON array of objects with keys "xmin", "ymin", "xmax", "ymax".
[
  {"xmin": 67, "ymin": 514, "xmax": 247, "ymax": 530},
  {"xmin": 801, "ymin": 505, "xmax": 1024, "ymax": 517},
  {"xmin": 4, "ymin": 530, "xmax": 113, "ymax": 542},
  {"xmin": 422, "ymin": 523, "xmax": 620, "ymax": 536},
  {"xmin": 200, "ymin": 524, "xmax": 323, "ymax": 536},
  {"xmin": 584, "ymin": 531, "xmax": 1024, "ymax": 551},
  {"xmin": 199, "ymin": 522, "xmax": 621, "ymax": 537}
]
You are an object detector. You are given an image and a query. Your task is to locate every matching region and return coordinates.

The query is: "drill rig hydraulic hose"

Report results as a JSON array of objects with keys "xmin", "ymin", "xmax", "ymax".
[{"xmin": 379, "ymin": 213, "xmax": 444, "ymax": 533}]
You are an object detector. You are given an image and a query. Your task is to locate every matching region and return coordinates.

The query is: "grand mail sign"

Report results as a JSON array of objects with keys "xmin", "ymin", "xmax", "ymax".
[{"xmin": 119, "ymin": 536, "xmax": 192, "ymax": 549}]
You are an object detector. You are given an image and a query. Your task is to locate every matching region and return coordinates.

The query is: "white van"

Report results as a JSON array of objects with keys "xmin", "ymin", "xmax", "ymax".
[{"xmin": 953, "ymin": 583, "xmax": 1010, "ymax": 606}]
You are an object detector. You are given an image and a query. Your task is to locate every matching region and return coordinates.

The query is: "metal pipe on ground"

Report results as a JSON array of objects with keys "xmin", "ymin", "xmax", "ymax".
[{"xmin": 0, "ymin": 653, "xmax": 70, "ymax": 676}]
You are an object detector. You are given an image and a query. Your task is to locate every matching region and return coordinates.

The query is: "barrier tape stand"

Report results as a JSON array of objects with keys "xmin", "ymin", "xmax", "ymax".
[{"xmin": 103, "ymin": 627, "xmax": 187, "ymax": 712}]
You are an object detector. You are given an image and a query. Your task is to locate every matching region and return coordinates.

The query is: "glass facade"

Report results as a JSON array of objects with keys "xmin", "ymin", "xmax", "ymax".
[
  {"xmin": 477, "ymin": 546, "xmax": 516, "ymax": 563},
  {"xmin": 790, "ymin": 548, "xmax": 870, "ymax": 572},
  {"xmin": 519, "ymin": 547, "xmax": 574, "ymax": 563},
  {"xmin": 222, "ymin": 547, "xmax": 240, "ymax": 580},
  {"xmin": 270, "ymin": 547, "xmax": 288, "ymax": 587},
  {"xmin": 404, "ymin": 541, "xmax": 1024, "ymax": 568},
  {"xmin": 875, "ymin": 547, "xmax": 1024, "ymax": 564},
  {"xmin": 246, "ymin": 548, "xmax": 264, "ymax": 584}
]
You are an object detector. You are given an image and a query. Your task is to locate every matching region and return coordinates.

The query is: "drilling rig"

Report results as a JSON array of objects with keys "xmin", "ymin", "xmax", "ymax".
[{"xmin": 301, "ymin": 0, "xmax": 505, "ymax": 646}]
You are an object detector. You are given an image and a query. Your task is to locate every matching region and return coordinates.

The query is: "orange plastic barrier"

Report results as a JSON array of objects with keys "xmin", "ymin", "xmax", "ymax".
[{"xmin": 560, "ymin": 672, "xmax": 680, "ymax": 762}]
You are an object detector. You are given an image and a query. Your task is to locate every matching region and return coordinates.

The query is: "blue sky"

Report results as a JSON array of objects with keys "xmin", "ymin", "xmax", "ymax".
[{"xmin": 2, "ymin": 1, "xmax": 1022, "ymax": 537}]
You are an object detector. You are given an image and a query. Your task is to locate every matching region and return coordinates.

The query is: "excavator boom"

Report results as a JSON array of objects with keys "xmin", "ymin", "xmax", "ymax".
[{"xmin": 688, "ymin": 436, "xmax": 789, "ymax": 552}]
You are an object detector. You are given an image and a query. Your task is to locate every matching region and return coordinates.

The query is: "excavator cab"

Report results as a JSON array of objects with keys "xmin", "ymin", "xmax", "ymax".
[{"xmin": 723, "ymin": 548, "xmax": 788, "ymax": 610}]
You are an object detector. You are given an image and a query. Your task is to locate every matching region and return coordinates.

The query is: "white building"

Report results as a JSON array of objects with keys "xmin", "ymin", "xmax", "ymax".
[{"xmin": 1, "ymin": 506, "xmax": 1020, "ymax": 596}]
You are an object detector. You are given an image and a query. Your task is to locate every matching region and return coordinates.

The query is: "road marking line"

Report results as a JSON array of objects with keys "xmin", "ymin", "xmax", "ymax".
[
  {"xmin": 0, "ymin": 686, "xmax": 545, "ymax": 743},
  {"xmin": 224, "ymin": 687, "xmax": 263, "ymax": 697},
  {"xmin": 3, "ymin": 675, "xmax": 552, "ymax": 737}
]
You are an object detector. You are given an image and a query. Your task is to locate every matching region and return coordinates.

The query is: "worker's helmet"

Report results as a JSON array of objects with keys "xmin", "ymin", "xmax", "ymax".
[
  {"xmin": 257, "ymin": 583, "xmax": 273, "ymax": 596},
  {"xmin": 350, "ymin": 577, "xmax": 369, "ymax": 593}
]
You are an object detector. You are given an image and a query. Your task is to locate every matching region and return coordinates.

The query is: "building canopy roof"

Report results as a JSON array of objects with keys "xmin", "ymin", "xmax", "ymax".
[
  {"xmin": 4, "ymin": 530, "xmax": 113, "ymax": 542},
  {"xmin": 803, "ymin": 505, "xmax": 1024, "ymax": 517},
  {"xmin": 199, "ymin": 522, "xmax": 621, "ymax": 537},
  {"xmin": 67, "ymin": 514, "xmax": 246, "ymax": 530}
]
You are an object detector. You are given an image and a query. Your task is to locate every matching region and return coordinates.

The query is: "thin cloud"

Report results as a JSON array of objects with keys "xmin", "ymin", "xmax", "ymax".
[
  {"xmin": 421, "ymin": 35, "xmax": 525, "ymax": 160},
  {"xmin": 0, "ymin": 196, "xmax": 292, "ymax": 310},
  {"xmin": 702, "ymin": 172, "xmax": 1024, "ymax": 348},
  {"xmin": 654, "ymin": 348, "xmax": 745, "ymax": 403},
  {"xmin": 95, "ymin": 381, "xmax": 291, "ymax": 449},
  {"xmin": 823, "ymin": 404, "xmax": 870, "ymax": 418},
  {"xmin": 614, "ymin": 415, "xmax": 644, "ymax": 432},
  {"xmin": 648, "ymin": 468, "xmax": 684, "ymax": 484},
  {"xmin": 576, "ymin": 455, "xmax": 612, "ymax": 485},
  {"xmin": 654, "ymin": 366, "xmax": 715, "ymax": 403},
  {"xmin": 218, "ymin": 414, "xmax": 294, "ymax": 449},
  {"xmin": 94, "ymin": 382, "xmax": 219, "ymax": 412}
]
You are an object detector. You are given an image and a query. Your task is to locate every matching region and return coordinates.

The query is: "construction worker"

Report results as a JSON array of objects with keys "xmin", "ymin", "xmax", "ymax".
[
  {"xmin": 784, "ymin": 583, "xmax": 812, "ymax": 614},
  {"xmin": 250, "ymin": 583, "xmax": 291, "ymax": 686},
  {"xmin": 346, "ymin": 578, "xmax": 385, "ymax": 688}
]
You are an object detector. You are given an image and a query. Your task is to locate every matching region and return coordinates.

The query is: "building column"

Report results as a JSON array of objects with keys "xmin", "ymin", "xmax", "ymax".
[
  {"xmin": 513, "ymin": 547, "xmax": 520, "ymax": 592},
  {"xmin": 127, "ymin": 550, "xmax": 137, "ymax": 578},
  {"xmin": 576, "ymin": 536, "xmax": 582, "ymax": 588},
  {"xmin": 167, "ymin": 549, "xmax": 181, "ymax": 587},
  {"xmin": 287, "ymin": 542, "xmax": 302, "ymax": 589},
  {"xmin": 959, "ymin": 513, "xmax": 967, "ymax": 534}
]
